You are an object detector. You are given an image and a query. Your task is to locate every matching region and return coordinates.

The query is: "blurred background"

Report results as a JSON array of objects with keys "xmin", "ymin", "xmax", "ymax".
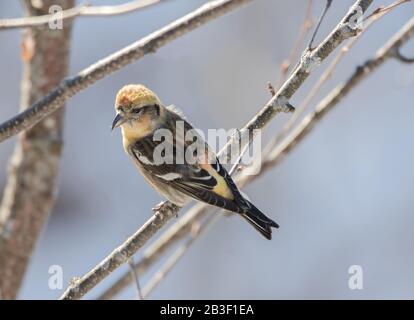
[{"xmin": 1, "ymin": 0, "xmax": 414, "ymax": 299}]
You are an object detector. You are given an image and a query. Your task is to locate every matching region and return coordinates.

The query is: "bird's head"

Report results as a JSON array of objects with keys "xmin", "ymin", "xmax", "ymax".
[{"xmin": 112, "ymin": 84, "xmax": 163, "ymax": 141}]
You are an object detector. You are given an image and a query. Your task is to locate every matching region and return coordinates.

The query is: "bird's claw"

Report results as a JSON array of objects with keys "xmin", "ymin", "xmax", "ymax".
[
  {"xmin": 152, "ymin": 201, "xmax": 180, "ymax": 218},
  {"xmin": 152, "ymin": 201, "xmax": 167, "ymax": 215}
]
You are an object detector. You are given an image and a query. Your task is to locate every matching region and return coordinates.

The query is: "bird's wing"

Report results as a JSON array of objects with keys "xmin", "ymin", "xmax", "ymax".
[{"xmin": 129, "ymin": 120, "xmax": 246, "ymax": 212}]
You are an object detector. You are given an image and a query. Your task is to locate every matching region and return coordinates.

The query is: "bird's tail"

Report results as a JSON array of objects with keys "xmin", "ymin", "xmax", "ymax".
[{"xmin": 241, "ymin": 201, "xmax": 279, "ymax": 240}]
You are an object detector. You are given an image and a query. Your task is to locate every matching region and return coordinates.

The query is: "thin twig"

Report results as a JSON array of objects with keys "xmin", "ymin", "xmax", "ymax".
[
  {"xmin": 275, "ymin": 0, "xmax": 313, "ymax": 90},
  {"xmin": 0, "ymin": 0, "xmax": 163, "ymax": 30},
  {"xmin": 307, "ymin": 0, "xmax": 332, "ymax": 50},
  {"xmin": 392, "ymin": 47, "xmax": 414, "ymax": 63},
  {"xmin": 92, "ymin": 0, "xmax": 374, "ymax": 300},
  {"xmin": 267, "ymin": 82, "xmax": 276, "ymax": 97},
  {"xmin": 364, "ymin": 0, "xmax": 411, "ymax": 21},
  {"xmin": 127, "ymin": 258, "xmax": 143, "ymax": 300},
  {"xmin": 0, "ymin": 0, "xmax": 253, "ymax": 143}
]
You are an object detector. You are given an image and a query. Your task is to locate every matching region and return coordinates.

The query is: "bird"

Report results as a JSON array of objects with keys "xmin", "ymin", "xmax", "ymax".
[{"xmin": 111, "ymin": 84, "xmax": 279, "ymax": 239}]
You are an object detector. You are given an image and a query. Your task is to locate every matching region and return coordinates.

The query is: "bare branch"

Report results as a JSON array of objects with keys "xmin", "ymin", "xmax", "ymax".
[
  {"xmin": 0, "ymin": 0, "xmax": 163, "ymax": 30},
  {"xmin": 0, "ymin": 0, "xmax": 74, "ymax": 299},
  {"xmin": 59, "ymin": 0, "xmax": 373, "ymax": 300},
  {"xmin": 267, "ymin": 82, "xmax": 276, "ymax": 97},
  {"xmin": 364, "ymin": 0, "xmax": 411, "ymax": 21},
  {"xmin": 0, "ymin": 0, "xmax": 253, "ymax": 143}
]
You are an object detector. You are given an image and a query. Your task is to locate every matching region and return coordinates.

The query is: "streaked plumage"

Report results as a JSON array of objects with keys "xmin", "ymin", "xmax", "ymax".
[{"xmin": 112, "ymin": 84, "xmax": 279, "ymax": 239}]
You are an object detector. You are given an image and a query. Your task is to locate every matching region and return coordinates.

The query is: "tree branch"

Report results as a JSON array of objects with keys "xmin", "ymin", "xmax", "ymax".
[
  {"xmin": 0, "ymin": 0, "xmax": 253, "ymax": 143},
  {"xmin": 0, "ymin": 0, "xmax": 74, "ymax": 300},
  {"xmin": 60, "ymin": 0, "xmax": 373, "ymax": 300},
  {"xmin": 0, "ymin": 0, "xmax": 163, "ymax": 30}
]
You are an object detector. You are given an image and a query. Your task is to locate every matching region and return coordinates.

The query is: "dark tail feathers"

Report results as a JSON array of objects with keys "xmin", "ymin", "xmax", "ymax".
[{"xmin": 241, "ymin": 201, "xmax": 279, "ymax": 240}]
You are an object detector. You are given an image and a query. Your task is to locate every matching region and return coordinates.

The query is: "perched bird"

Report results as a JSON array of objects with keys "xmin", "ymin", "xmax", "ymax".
[{"xmin": 112, "ymin": 84, "xmax": 279, "ymax": 239}]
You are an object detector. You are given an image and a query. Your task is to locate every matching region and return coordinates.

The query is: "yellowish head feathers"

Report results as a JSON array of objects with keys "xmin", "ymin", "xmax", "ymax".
[
  {"xmin": 115, "ymin": 84, "xmax": 161, "ymax": 110},
  {"xmin": 114, "ymin": 84, "xmax": 165, "ymax": 145}
]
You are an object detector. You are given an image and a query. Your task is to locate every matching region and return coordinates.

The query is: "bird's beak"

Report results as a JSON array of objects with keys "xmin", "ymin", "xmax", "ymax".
[{"xmin": 111, "ymin": 113, "xmax": 126, "ymax": 131}]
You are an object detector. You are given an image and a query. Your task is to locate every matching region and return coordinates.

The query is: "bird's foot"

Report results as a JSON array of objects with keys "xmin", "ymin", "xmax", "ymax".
[
  {"xmin": 152, "ymin": 201, "xmax": 180, "ymax": 218},
  {"xmin": 152, "ymin": 201, "xmax": 168, "ymax": 215}
]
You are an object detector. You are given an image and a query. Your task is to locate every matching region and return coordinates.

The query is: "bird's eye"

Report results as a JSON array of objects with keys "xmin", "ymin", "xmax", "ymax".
[{"xmin": 131, "ymin": 108, "xmax": 141, "ymax": 114}]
